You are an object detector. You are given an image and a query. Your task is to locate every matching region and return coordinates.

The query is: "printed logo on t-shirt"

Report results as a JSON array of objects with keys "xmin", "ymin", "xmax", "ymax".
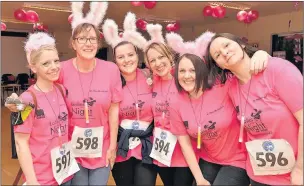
[
  {"xmin": 35, "ymin": 108, "xmax": 45, "ymax": 119},
  {"xmin": 155, "ymin": 100, "xmax": 170, "ymax": 117},
  {"xmin": 58, "ymin": 112, "xmax": 68, "ymax": 121},
  {"xmin": 152, "ymin": 92, "xmax": 157, "ymax": 98},
  {"xmin": 243, "ymin": 108, "xmax": 271, "ymax": 135},
  {"xmin": 202, "ymin": 120, "xmax": 219, "ymax": 140},
  {"xmin": 50, "ymin": 114, "xmax": 68, "ymax": 137},
  {"xmin": 83, "ymin": 97, "xmax": 96, "ymax": 106},
  {"xmin": 120, "ymin": 100, "xmax": 145, "ymax": 117},
  {"xmin": 183, "ymin": 121, "xmax": 189, "ymax": 129},
  {"xmin": 71, "ymin": 99, "xmax": 94, "ymax": 119}
]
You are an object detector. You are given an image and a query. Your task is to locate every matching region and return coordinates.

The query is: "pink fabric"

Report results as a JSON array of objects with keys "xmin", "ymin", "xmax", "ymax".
[
  {"xmin": 14, "ymin": 85, "xmax": 72, "ymax": 185},
  {"xmin": 169, "ymin": 83, "xmax": 247, "ymax": 169},
  {"xmin": 228, "ymin": 57, "xmax": 303, "ymax": 185},
  {"xmin": 151, "ymin": 77, "xmax": 188, "ymax": 167},
  {"xmin": 116, "ymin": 68, "xmax": 154, "ymax": 162},
  {"xmin": 58, "ymin": 58, "xmax": 123, "ymax": 169}
]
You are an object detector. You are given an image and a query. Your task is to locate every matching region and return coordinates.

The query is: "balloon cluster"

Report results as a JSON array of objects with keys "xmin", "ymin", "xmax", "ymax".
[
  {"xmin": 203, "ymin": 5, "xmax": 226, "ymax": 18},
  {"xmin": 131, "ymin": 1, "xmax": 157, "ymax": 9},
  {"xmin": 14, "ymin": 8, "xmax": 39, "ymax": 23},
  {"xmin": 236, "ymin": 10, "xmax": 259, "ymax": 24},
  {"xmin": 1, "ymin": 22, "xmax": 7, "ymax": 31},
  {"xmin": 166, "ymin": 22, "xmax": 180, "ymax": 32},
  {"xmin": 136, "ymin": 18, "xmax": 148, "ymax": 31}
]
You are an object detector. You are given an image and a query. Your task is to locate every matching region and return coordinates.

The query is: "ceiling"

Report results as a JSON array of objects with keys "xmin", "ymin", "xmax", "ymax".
[{"xmin": 1, "ymin": 1, "xmax": 299, "ymax": 32}]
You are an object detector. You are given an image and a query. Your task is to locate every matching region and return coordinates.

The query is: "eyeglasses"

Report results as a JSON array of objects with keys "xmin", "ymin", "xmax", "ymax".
[{"xmin": 74, "ymin": 37, "xmax": 98, "ymax": 44}]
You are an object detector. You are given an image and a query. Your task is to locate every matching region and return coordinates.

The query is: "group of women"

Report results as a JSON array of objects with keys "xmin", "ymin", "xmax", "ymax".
[{"xmin": 5, "ymin": 2, "xmax": 303, "ymax": 186}]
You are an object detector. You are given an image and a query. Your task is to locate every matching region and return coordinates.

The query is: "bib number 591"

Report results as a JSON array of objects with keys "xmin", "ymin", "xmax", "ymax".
[
  {"xmin": 56, "ymin": 151, "xmax": 71, "ymax": 173},
  {"xmin": 76, "ymin": 137, "xmax": 98, "ymax": 150},
  {"xmin": 256, "ymin": 152, "xmax": 288, "ymax": 167},
  {"xmin": 154, "ymin": 138, "xmax": 170, "ymax": 155}
]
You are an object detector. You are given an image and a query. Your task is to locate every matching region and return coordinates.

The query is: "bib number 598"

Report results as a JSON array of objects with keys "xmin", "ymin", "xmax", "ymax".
[
  {"xmin": 76, "ymin": 137, "xmax": 98, "ymax": 150},
  {"xmin": 154, "ymin": 138, "xmax": 170, "ymax": 155},
  {"xmin": 56, "ymin": 151, "xmax": 71, "ymax": 173},
  {"xmin": 256, "ymin": 152, "xmax": 288, "ymax": 167}
]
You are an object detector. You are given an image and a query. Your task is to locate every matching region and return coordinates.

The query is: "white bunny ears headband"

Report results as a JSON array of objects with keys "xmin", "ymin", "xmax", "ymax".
[
  {"xmin": 166, "ymin": 31, "xmax": 215, "ymax": 61},
  {"xmin": 71, "ymin": 2, "xmax": 108, "ymax": 31}
]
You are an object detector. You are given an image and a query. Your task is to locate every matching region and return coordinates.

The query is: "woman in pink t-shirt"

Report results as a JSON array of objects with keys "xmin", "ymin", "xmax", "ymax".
[
  {"xmin": 206, "ymin": 33, "xmax": 303, "ymax": 186},
  {"xmin": 11, "ymin": 32, "xmax": 77, "ymax": 185},
  {"xmin": 102, "ymin": 13, "xmax": 157, "ymax": 186}
]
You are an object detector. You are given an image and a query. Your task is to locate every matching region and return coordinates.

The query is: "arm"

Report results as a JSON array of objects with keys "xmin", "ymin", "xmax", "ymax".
[
  {"xmin": 250, "ymin": 50, "xmax": 271, "ymax": 74},
  {"xmin": 15, "ymin": 133, "xmax": 39, "ymax": 185}
]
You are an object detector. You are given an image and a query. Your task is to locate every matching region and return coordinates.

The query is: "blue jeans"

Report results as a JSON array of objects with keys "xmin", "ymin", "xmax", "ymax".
[{"xmin": 71, "ymin": 163, "xmax": 111, "ymax": 186}]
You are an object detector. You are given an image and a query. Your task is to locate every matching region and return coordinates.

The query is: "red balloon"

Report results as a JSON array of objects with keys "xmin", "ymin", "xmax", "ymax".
[
  {"xmin": 173, "ymin": 22, "xmax": 180, "ymax": 31},
  {"xmin": 131, "ymin": 1, "xmax": 143, "ymax": 6},
  {"xmin": 236, "ymin": 10, "xmax": 248, "ymax": 22},
  {"xmin": 99, "ymin": 32, "xmax": 104, "ymax": 39},
  {"xmin": 166, "ymin": 24, "xmax": 175, "ymax": 32},
  {"xmin": 14, "ymin": 9, "xmax": 27, "ymax": 21},
  {"xmin": 26, "ymin": 10, "xmax": 39, "ymax": 23},
  {"xmin": 202, "ymin": 5, "xmax": 213, "ymax": 17},
  {"xmin": 144, "ymin": 1, "xmax": 156, "ymax": 9},
  {"xmin": 1, "ymin": 22, "xmax": 7, "ymax": 31},
  {"xmin": 119, "ymin": 32, "xmax": 123, "ymax": 38},
  {"xmin": 37, "ymin": 24, "xmax": 43, "ymax": 30},
  {"xmin": 68, "ymin": 14, "xmax": 73, "ymax": 24},
  {"xmin": 43, "ymin": 25, "xmax": 48, "ymax": 32},
  {"xmin": 248, "ymin": 10, "xmax": 259, "ymax": 21},
  {"xmin": 136, "ymin": 19, "xmax": 147, "ymax": 30},
  {"xmin": 243, "ymin": 15, "xmax": 252, "ymax": 24},
  {"xmin": 213, "ymin": 6, "xmax": 226, "ymax": 19}
]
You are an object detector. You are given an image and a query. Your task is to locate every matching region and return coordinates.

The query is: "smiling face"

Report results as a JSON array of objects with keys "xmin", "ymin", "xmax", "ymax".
[
  {"xmin": 178, "ymin": 56, "xmax": 196, "ymax": 94},
  {"xmin": 72, "ymin": 24, "xmax": 100, "ymax": 61},
  {"xmin": 114, "ymin": 42, "xmax": 138, "ymax": 75},
  {"xmin": 146, "ymin": 43, "xmax": 173, "ymax": 78},
  {"xmin": 209, "ymin": 37, "xmax": 246, "ymax": 70}
]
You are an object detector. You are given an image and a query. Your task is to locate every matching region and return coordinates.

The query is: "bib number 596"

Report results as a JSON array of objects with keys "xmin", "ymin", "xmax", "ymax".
[
  {"xmin": 154, "ymin": 138, "xmax": 170, "ymax": 155},
  {"xmin": 256, "ymin": 152, "xmax": 288, "ymax": 167},
  {"xmin": 76, "ymin": 137, "xmax": 98, "ymax": 150},
  {"xmin": 56, "ymin": 151, "xmax": 71, "ymax": 173}
]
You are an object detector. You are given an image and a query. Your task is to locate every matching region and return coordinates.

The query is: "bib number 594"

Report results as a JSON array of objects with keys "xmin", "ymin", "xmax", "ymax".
[
  {"xmin": 76, "ymin": 137, "xmax": 98, "ymax": 150},
  {"xmin": 56, "ymin": 151, "xmax": 71, "ymax": 173},
  {"xmin": 256, "ymin": 152, "xmax": 288, "ymax": 167},
  {"xmin": 154, "ymin": 138, "xmax": 170, "ymax": 155}
]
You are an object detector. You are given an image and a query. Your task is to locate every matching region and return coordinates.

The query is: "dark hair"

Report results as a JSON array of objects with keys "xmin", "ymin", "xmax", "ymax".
[
  {"xmin": 205, "ymin": 33, "xmax": 258, "ymax": 87},
  {"xmin": 113, "ymin": 41, "xmax": 139, "ymax": 87},
  {"xmin": 70, "ymin": 23, "xmax": 102, "ymax": 49},
  {"xmin": 174, "ymin": 53, "xmax": 211, "ymax": 93}
]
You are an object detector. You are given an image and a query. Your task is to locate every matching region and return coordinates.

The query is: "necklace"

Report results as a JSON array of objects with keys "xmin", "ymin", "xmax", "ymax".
[
  {"xmin": 36, "ymin": 84, "xmax": 62, "ymax": 147},
  {"xmin": 238, "ymin": 77, "xmax": 252, "ymax": 143},
  {"xmin": 125, "ymin": 70, "xmax": 140, "ymax": 120},
  {"xmin": 189, "ymin": 93, "xmax": 205, "ymax": 149},
  {"xmin": 75, "ymin": 58, "xmax": 96, "ymax": 124}
]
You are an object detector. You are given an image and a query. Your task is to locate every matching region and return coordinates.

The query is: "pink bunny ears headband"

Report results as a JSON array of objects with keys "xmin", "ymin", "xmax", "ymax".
[
  {"xmin": 71, "ymin": 2, "xmax": 108, "ymax": 31},
  {"xmin": 165, "ymin": 31, "xmax": 215, "ymax": 60},
  {"xmin": 102, "ymin": 11, "xmax": 165, "ymax": 51},
  {"xmin": 24, "ymin": 32, "xmax": 56, "ymax": 64}
]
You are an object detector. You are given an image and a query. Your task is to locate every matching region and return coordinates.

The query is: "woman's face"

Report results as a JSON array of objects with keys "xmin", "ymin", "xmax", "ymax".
[
  {"xmin": 146, "ymin": 47, "xmax": 172, "ymax": 78},
  {"xmin": 115, "ymin": 43, "xmax": 138, "ymax": 75},
  {"xmin": 209, "ymin": 37, "xmax": 245, "ymax": 70},
  {"xmin": 178, "ymin": 56, "xmax": 196, "ymax": 94},
  {"xmin": 72, "ymin": 26, "xmax": 98, "ymax": 61},
  {"xmin": 31, "ymin": 50, "xmax": 60, "ymax": 82}
]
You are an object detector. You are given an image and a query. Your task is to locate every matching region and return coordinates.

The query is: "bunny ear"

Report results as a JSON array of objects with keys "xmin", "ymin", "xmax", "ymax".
[
  {"xmin": 123, "ymin": 31, "xmax": 148, "ymax": 49},
  {"xmin": 165, "ymin": 32, "xmax": 187, "ymax": 55},
  {"xmin": 146, "ymin": 24, "xmax": 165, "ymax": 43},
  {"xmin": 71, "ymin": 2, "xmax": 85, "ymax": 30},
  {"xmin": 123, "ymin": 12, "xmax": 136, "ymax": 31},
  {"xmin": 86, "ymin": 2, "xmax": 108, "ymax": 27},
  {"xmin": 102, "ymin": 19, "xmax": 121, "ymax": 48},
  {"xmin": 195, "ymin": 30, "xmax": 215, "ymax": 58}
]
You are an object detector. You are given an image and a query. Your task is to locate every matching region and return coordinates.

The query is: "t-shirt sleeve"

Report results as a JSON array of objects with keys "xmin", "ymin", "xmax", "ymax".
[
  {"xmin": 14, "ymin": 92, "xmax": 35, "ymax": 134},
  {"xmin": 268, "ymin": 57, "xmax": 303, "ymax": 113},
  {"xmin": 169, "ymin": 98, "xmax": 188, "ymax": 136},
  {"xmin": 110, "ymin": 64, "xmax": 123, "ymax": 103}
]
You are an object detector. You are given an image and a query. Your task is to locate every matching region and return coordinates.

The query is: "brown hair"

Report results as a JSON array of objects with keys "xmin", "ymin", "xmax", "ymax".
[
  {"xmin": 28, "ymin": 45, "xmax": 58, "ymax": 67},
  {"xmin": 144, "ymin": 42, "xmax": 176, "ymax": 68},
  {"xmin": 205, "ymin": 33, "xmax": 258, "ymax": 86},
  {"xmin": 70, "ymin": 23, "xmax": 102, "ymax": 49}
]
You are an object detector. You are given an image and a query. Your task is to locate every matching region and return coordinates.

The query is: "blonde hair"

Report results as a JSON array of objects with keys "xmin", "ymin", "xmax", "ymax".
[
  {"xmin": 70, "ymin": 23, "xmax": 102, "ymax": 49},
  {"xmin": 28, "ymin": 45, "xmax": 58, "ymax": 67},
  {"xmin": 144, "ymin": 42, "xmax": 175, "ymax": 68}
]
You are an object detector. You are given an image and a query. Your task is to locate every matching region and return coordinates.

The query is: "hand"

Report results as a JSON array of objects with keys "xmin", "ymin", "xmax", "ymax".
[
  {"xmin": 106, "ymin": 148, "xmax": 116, "ymax": 170},
  {"xmin": 196, "ymin": 178, "xmax": 210, "ymax": 186},
  {"xmin": 250, "ymin": 50, "xmax": 270, "ymax": 75},
  {"xmin": 5, "ymin": 93, "xmax": 21, "ymax": 112},
  {"xmin": 291, "ymin": 166, "xmax": 303, "ymax": 185}
]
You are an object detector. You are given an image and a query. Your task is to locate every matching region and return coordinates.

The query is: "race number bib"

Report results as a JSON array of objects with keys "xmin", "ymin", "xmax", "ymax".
[
  {"xmin": 71, "ymin": 126, "xmax": 103, "ymax": 158},
  {"xmin": 121, "ymin": 119, "xmax": 150, "ymax": 150},
  {"xmin": 150, "ymin": 127, "xmax": 177, "ymax": 167},
  {"xmin": 246, "ymin": 139, "xmax": 295, "ymax": 176},
  {"xmin": 51, "ymin": 142, "xmax": 80, "ymax": 185}
]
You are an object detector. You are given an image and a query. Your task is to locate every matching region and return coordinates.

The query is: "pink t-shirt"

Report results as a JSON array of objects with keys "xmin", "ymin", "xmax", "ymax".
[
  {"xmin": 116, "ymin": 68, "xmax": 154, "ymax": 162},
  {"xmin": 228, "ymin": 57, "xmax": 303, "ymax": 185},
  {"xmin": 14, "ymin": 85, "xmax": 72, "ymax": 185},
  {"xmin": 58, "ymin": 58, "xmax": 123, "ymax": 169},
  {"xmin": 151, "ymin": 76, "xmax": 188, "ymax": 167},
  {"xmin": 169, "ymin": 83, "xmax": 247, "ymax": 169}
]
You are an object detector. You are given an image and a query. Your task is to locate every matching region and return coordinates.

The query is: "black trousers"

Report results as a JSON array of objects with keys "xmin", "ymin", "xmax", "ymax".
[
  {"xmin": 112, "ymin": 157, "xmax": 157, "ymax": 186},
  {"xmin": 197, "ymin": 158, "xmax": 250, "ymax": 186},
  {"xmin": 156, "ymin": 166, "xmax": 194, "ymax": 186}
]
